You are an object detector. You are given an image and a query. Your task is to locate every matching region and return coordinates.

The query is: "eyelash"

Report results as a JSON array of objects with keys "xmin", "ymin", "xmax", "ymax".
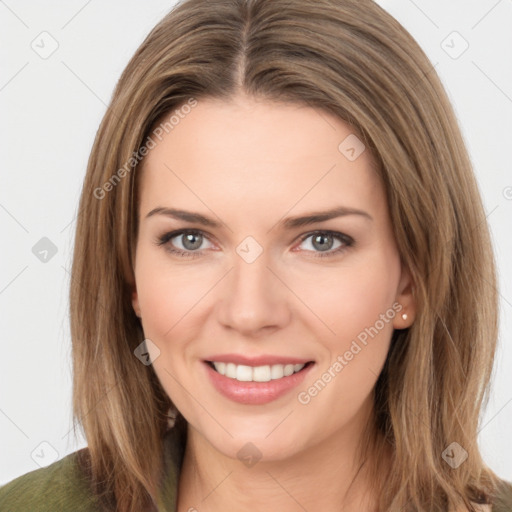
[{"xmin": 156, "ymin": 229, "xmax": 354, "ymax": 259}]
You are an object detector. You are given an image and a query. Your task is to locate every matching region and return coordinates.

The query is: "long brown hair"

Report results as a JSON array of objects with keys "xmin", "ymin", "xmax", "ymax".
[{"xmin": 70, "ymin": 0, "xmax": 502, "ymax": 510}]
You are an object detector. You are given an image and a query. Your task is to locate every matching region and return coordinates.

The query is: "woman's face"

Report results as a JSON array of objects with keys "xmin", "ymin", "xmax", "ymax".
[{"xmin": 132, "ymin": 93, "xmax": 415, "ymax": 462}]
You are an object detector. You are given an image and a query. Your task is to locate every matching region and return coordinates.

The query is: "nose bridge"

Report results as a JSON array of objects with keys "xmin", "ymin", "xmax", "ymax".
[{"xmin": 217, "ymin": 243, "xmax": 290, "ymax": 334}]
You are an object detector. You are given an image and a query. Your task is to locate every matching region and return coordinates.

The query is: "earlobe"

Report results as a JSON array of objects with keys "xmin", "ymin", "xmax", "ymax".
[
  {"xmin": 393, "ymin": 265, "xmax": 416, "ymax": 329},
  {"xmin": 131, "ymin": 289, "xmax": 141, "ymax": 318}
]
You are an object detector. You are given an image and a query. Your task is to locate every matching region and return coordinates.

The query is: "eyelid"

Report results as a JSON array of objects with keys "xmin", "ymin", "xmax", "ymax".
[
  {"xmin": 293, "ymin": 230, "xmax": 354, "ymax": 257},
  {"xmin": 296, "ymin": 229, "xmax": 353, "ymax": 245},
  {"xmin": 157, "ymin": 228, "xmax": 217, "ymax": 249}
]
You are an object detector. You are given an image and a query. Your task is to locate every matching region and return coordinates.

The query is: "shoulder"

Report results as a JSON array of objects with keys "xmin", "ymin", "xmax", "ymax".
[
  {"xmin": 456, "ymin": 480, "xmax": 512, "ymax": 512},
  {"xmin": 492, "ymin": 478, "xmax": 512, "ymax": 512},
  {"xmin": 0, "ymin": 447, "xmax": 102, "ymax": 512}
]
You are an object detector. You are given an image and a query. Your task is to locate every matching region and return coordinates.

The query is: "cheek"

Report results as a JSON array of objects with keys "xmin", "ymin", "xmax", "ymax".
[
  {"xmin": 294, "ymin": 264, "xmax": 399, "ymax": 429},
  {"xmin": 306, "ymin": 257, "xmax": 400, "ymax": 343},
  {"xmin": 135, "ymin": 251, "xmax": 212, "ymax": 338},
  {"xmin": 297, "ymin": 254, "xmax": 401, "ymax": 415},
  {"xmin": 133, "ymin": 253, "xmax": 206, "ymax": 405}
]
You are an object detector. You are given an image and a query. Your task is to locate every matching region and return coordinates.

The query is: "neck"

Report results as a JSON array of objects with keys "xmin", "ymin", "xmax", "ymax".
[{"xmin": 177, "ymin": 401, "xmax": 388, "ymax": 512}]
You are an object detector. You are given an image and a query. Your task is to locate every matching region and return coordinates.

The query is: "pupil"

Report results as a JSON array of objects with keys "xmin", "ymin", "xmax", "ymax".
[
  {"xmin": 312, "ymin": 234, "xmax": 332, "ymax": 252},
  {"xmin": 183, "ymin": 233, "xmax": 202, "ymax": 250}
]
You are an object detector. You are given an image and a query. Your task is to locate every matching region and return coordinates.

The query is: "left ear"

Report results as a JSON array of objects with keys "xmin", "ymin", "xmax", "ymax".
[
  {"xmin": 131, "ymin": 287, "xmax": 142, "ymax": 318},
  {"xmin": 392, "ymin": 263, "xmax": 416, "ymax": 329}
]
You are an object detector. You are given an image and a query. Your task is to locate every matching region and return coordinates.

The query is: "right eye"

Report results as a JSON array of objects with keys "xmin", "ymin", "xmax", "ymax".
[{"xmin": 157, "ymin": 229, "xmax": 214, "ymax": 258}]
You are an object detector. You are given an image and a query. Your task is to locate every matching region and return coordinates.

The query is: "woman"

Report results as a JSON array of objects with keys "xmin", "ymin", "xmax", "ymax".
[{"xmin": 1, "ymin": 0, "xmax": 511, "ymax": 510}]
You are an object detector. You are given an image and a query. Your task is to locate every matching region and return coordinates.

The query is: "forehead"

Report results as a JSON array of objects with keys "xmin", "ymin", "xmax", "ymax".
[{"xmin": 138, "ymin": 96, "xmax": 383, "ymax": 223}]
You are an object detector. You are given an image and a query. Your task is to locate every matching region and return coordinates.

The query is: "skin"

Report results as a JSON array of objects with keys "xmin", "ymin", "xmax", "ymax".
[{"xmin": 131, "ymin": 92, "xmax": 416, "ymax": 512}]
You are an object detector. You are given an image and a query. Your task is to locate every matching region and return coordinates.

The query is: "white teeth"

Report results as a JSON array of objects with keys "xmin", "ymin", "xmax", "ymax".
[
  {"xmin": 225, "ymin": 362, "xmax": 237, "ymax": 379},
  {"xmin": 253, "ymin": 365, "xmax": 271, "ymax": 382},
  {"xmin": 215, "ymin": 362, "xmax": 226, "ymax": 375},
  {"xmin": 270, "ymin": 364, "xmax": 284, "ymax": 379},
  {"xmin": 236, "ymin": 365, "xmax": 253, "ymax": 382},
  {"xmin": 284, "ymin": 364, "xmax": 294, "ymax": 377},
  {"xmin": 211, "ymin": 362, "xmax": 306, "ymax": 382}
]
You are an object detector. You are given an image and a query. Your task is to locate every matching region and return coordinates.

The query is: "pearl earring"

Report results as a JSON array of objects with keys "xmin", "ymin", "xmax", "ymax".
[{"xmin": 402, "ymin": 313, "xmax": 408, "ymax": 321}]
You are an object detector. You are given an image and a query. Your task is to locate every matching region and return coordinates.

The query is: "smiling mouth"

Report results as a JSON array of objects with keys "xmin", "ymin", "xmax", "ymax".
[{"xmin": 206, "ymin": 361, "xmax": 314, "ymax": 382}]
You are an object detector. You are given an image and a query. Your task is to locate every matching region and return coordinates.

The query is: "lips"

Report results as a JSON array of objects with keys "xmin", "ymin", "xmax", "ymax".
[{"xmin": 203, "ymin": 355, "xmax": 314, "ymax": 405}]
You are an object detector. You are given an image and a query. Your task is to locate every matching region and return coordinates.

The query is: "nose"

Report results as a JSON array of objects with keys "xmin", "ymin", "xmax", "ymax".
[{"xmin": 216, "ymin": 249, "xmax": 291, "ymax": 337}]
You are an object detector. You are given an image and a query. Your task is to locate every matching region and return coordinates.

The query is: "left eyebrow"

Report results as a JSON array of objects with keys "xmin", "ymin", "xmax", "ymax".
[
  {"xmin": 278, "ymin": 206, "xmax": 373, "ymax": 229},
  {"xmin": 144, "ymin": 205, "xmax": 373, "ymax": 229}
]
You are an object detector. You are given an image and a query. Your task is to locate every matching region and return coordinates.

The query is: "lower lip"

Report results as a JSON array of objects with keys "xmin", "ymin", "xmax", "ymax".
[{"xmin": 204, "ymin": 362, "xmax": 314, "ymax": 405}]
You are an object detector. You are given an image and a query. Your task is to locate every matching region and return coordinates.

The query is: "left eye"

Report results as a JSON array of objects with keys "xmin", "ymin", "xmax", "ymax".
[{"xmin": 296, "ymin": 231, "xmax": 352, "ymax": 255}]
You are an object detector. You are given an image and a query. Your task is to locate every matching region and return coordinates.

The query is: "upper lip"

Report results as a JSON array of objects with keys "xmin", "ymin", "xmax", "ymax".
[{"xmin": 205, "ymin": 354, "xmax": 314, "ymax": 366}]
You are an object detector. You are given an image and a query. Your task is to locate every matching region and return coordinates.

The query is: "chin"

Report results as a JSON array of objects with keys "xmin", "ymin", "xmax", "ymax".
[{"xmin": 190, "ymin": 413, "xmax": 313, "ymax": 464}]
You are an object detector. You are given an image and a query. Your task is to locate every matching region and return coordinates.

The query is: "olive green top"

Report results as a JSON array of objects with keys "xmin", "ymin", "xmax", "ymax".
[
  {"xmin": 0, "ymin": 426, "xmax": 185, "ymax": 512},
  {"xmin": 1, "ymin": 426, "xmax": 511, "ymax": 511}
]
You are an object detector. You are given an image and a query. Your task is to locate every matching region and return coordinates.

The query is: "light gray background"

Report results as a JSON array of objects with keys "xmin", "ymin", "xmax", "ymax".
[{"xmin": 1, "ymin": 0, "xmax": 511, "ymax": 484}]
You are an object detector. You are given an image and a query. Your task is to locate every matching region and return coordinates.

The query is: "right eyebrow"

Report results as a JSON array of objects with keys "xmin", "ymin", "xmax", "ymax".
[{"xmin": 144, "ymin": 207, "xmax": 221, "ymax": 228}]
